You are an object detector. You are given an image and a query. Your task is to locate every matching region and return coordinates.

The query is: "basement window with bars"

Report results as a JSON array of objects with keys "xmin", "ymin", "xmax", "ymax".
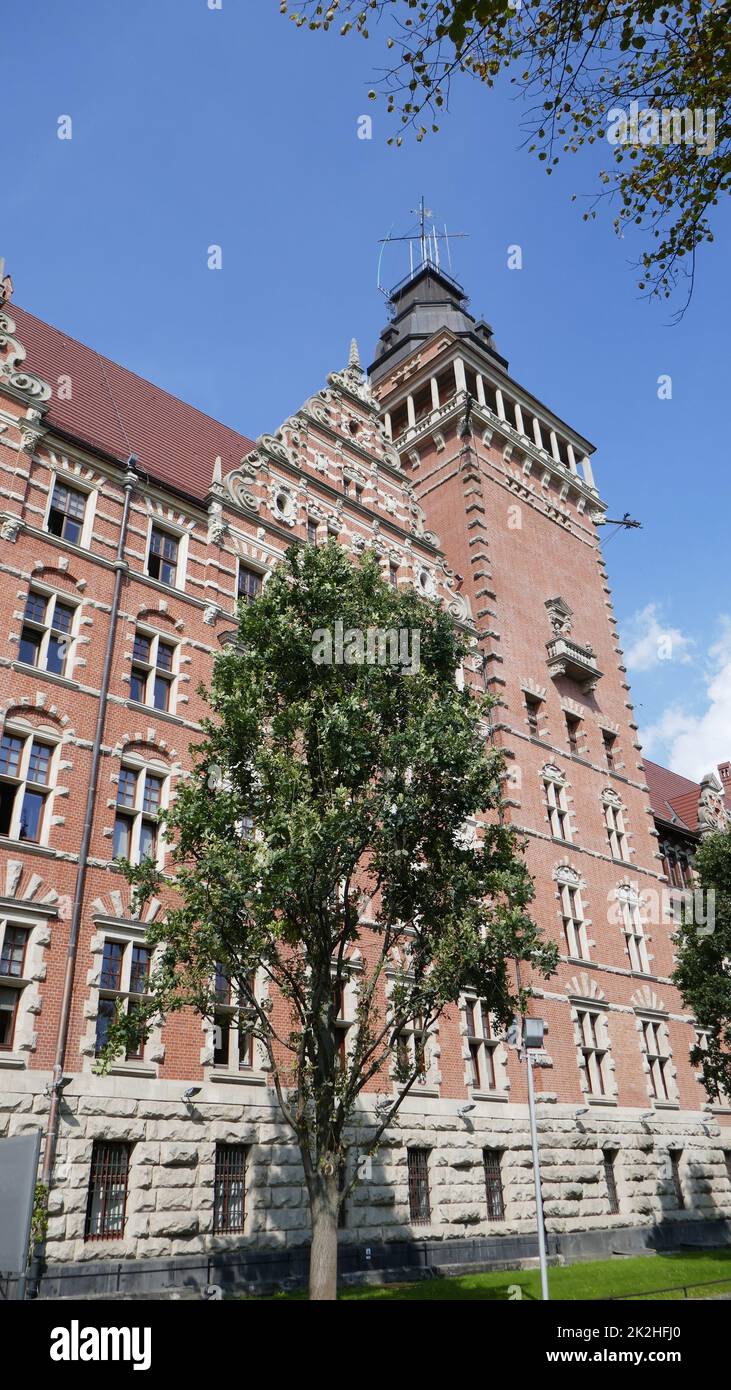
[
  {"xmin": 640, "ymin": 1017, "xmax": 674, "ymax": 1103},
  {"xmin": 0, "ymin": 922, "xmax": 30, "ymax": 1052},
  {"xmin": 407, "ymin": 1148, "xmax": 431, "ymax": 1226},
  {"xmin": 95, "ymin": 939, "xmax": 152, "ymax": 1061},
  {"xmin": 0, "ymin": 730, "xmax": 56, "ymax": 844},
  {"xmin": 213, "ymin": 1144, "xmax": 247, "ymax": 1233},
  {"xmin": 19, "ymin": 589, "xmax": 77, "ymax": 677},
  {"xmin": 129, "ymin": 629, "xmax": 177, "ymax": 713},
  {"xmin": 603, "ymin": 1149, "xmax": 620, "ymax": 1215},
  {"xmin": 84, "ymin": 1141, "xmax": 131, "ymax": 1241},
  {"xmin": 46, "ymin": 478, "xmax": 87, "ymax": 545},
  {"xmin": 464, "ymin": 996, "xmax": 501, "ymax": 1092},
  {"xmin": 576, "ymin": 1008, "xmax": 611, "ymax": 1098},
  {"xmin": 483, "ymin": 1149, "xmax": 505, "ymax": 1222}
]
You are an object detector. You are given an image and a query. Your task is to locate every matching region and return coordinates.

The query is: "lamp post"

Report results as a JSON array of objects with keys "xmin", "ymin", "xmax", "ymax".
[{"xmin": 522, "ymin": 1016, "xmax": 549, "ymax": 1301}]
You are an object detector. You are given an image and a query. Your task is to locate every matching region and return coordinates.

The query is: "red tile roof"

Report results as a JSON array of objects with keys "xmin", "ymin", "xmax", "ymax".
[
  {"xmin": 643, "ymin": 757, "xmax": 700, "ymax": 832},
  {"xmin": 10, "ymin": 305, "xmax": 255, "ymax": 503}
]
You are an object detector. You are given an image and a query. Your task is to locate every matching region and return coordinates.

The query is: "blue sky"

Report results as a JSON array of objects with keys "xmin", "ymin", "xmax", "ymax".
[{"xmin": 3, "ymin": 0, "xmax": 730, "ymax": 778}]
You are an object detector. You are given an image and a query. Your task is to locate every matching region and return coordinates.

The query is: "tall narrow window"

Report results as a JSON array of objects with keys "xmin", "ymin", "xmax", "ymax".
[
  {"xmin": 544, "ymin": 771, "xmax": 572, "ymax": 841},
  {"xmin": 0, "ymin": 731, "xmax": 54, "ymax": 843},
  {"xmin": 603, "ymin": 792, "xmax": 630, "ymax": 861},
  {"xmin": 237, "ymin": 565, "xmax": 262, "ymax": 604},
  {"xmin": 389, "ymin": 562, "xmax": 399, "ymax": 589},
  {"xmin": 147, "ymin": 526, "xmax": 179, "ymax": 586},
  {"xmin": 641, "ymin": 1018, "xmax": 672, "ymax": 1102},
  {"xmin": 113, "ymin": 765, "xmax": 166, "ymax": 866},
  {"xmin": 560, "ymin": 878, "xmax": 590, "ymax": 960},
  {"xmin": 213, "ymin": 966, "xmax": 255, "ymax": 1071},
  {"xmin": 620, "ymin": 891, "xmax": 650, "ymax": 973},
  {"xmin": 19, "ymin": 590, "xmax": 77, "ymax": 676},
  {"xmin": 669, "ymin": 1150, "xmax": 684, "ymax": 1209},
  {"xmin": 130, "ymin": 630, "xmax": 177, "ymax": 713},
  {"xmin": 565, "ymin": 714, "xmax": 580, "ymax": 755},
  {"xmin": 464, "ymin": 997, "xmax": 500, "ymax": 1091},
  {"xmin": 95, "ymin": 939, "xmax": 152, "ymax": 1060},
  {"xmin": 603, "ymin": 1150, "xmax": 620, "ymax": 1214},
  {"xmin": 213, "ymin": 1144, "xmax": 247, "ymax": 1233},
  {"xmin": 0, "ymin": 925, "xmax": 28, "ymax": 977},
  {"xmin": 602, "ymin": 730, "xmax": 617, "ymax": 771},
  {"xmin": 577, "ymin": 1008, "xmax": 610, "ymax": 1097},
  {"xmin": 84, "ymin": 1141, "xmax": 130, "ymax": 1241},
  {"xmin": 407, "ymin": 1148, "xmax": 431, "ymax": 1225},
  {"xmin": 47, "ymin": 479, "xmax": 87, "ymax": 545},
  {"xmin": 0, "ymin": 923, "xmax": 30, "ymax": 1052},
  {"xmin": 483, "ymin": 1149, "xmax": 505, "ymax": 1222},
  {"xmin": 307, "ymin": 517, "xmax": 318, "ymax": 545},
  {"xmin": 525, "ymin": 694, "xmax": 542, "ymax": 737}
]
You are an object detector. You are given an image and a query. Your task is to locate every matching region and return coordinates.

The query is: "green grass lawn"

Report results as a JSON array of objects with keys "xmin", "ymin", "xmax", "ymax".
[
  {"xmin": 257, "ymin": 1247, "xmax": 731, "ymax": 1300},
  {"xmin": 336, "ymin": 1248, "xmax": 731, "ymax": 1300}
]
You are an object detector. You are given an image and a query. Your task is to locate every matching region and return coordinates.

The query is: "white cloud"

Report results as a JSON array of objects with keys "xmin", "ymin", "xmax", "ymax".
[
  {"xmin": 623, "ymin": 602, "xmax": 694, "ymax": 672},
  {"xmin": 640, "ymin": 617, "xmax": 731, "ymax": 779}
]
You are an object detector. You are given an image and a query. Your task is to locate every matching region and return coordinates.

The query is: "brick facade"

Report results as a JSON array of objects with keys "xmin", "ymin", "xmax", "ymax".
[{"xmin": 1, "ymin": 271, "xmax": 730, "ymax": 1294}]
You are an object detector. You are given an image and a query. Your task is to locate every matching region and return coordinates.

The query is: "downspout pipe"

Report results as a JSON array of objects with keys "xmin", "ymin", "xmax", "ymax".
[{"xmin": 29, "ymin": 455, "xmax": 137, "ymax": 1293}]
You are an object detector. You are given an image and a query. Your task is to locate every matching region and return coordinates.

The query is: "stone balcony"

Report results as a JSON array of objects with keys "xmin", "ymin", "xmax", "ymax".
[{"xmin": 546, "ymin": 636, "xmax": 603, "ymax": 694}]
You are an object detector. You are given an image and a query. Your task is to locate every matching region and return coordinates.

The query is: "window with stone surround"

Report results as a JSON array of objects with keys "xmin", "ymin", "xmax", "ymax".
[
  {"xmin": 19, "ymin": 588, "xmax": 78, "ymax": 678},
  {"xmin": 407, "ymin": 1148, "xmax": 431, "ymax": 1225},
  {"xmin": 146, "ymin": 524, "xmax": 179, "ymax": 587},
  {"xmin": 129, "ymin": 628, "xmax": 178, "ymax": 713},
  {"xmin": 0, "ymin": 922, "xmax": 29, "ymax": 1052},
  {"xmin": 602, "ymin": 789, "xmax": 630, "ymax": 862},
  {"xmin": 660, "ymin": 840, "xmax": 694, "ymax": 889},
  {"xmin": 602, "ymin": 730, "xmax": 618, "ymax": 772},
  {"xmin": 46, "ymin": 477, "xmax": 87, "ymax": 545},
  {"xmin": 113, "ymin": 762, "xmax": 167, "ymax": 866},
  {"xmin": 565, "ymin": 713, "xmax": 581, "ymax": 755},
  {"xmin": 212, "ymin": 964, "xmax": 256, "ymax": 1072},
  {"xmin": 639, "ymin": 1016, "xmax": 674, "ymax": 1103},
  {"xmin": 483, "ymin": 1149, "xmax": 505, "ymax": 1222},
  {"xmin": 576, "ymin": 1008, "xmax": 611, "ymax": 1098},
  {"xmin": 394, "ymin": 1012, "xmax": 439, "ymax": 1092},
  {"xmin": 213, "ymin": 1144, "xmax": 247, "ymax": 1234},
  {"xmin": 95, "ymin": 939, "xmax": 152, "ymax": 1061},
  {"xmin": 617, "ymin": 886, "xmax": 651, "ymax": 973},
  {"xmin": 668, "ymin": 1149, "xmax": 684, "ymax": 1209},
  {"xmin": 463, "ymin": 996, "xmax": 503, "ymax": 1093},
  {"xmin": 543, "ymin": 766, "xmax": 572, "ymax": 842},
  {"xmin": 557, "ymin": 869, "xmax": 590, "ymax": 961},
  {"xmin": 0, "ymin": 728, "xmax": 58, "ymax": 845},
  {"xmin": 603, "ymin": 1149, "xmax": 620, "ymax": 1214},
  {"xmin": 237, "ymin": 564, "xmax": 262, "ymax": 604},
  {"xmin": 84, "ymin": 1141, "xmax": 131, "ymax": 1241},
  {"xmin": 525, "ymin": 693, "xmax": 543, "ymax": 736}
]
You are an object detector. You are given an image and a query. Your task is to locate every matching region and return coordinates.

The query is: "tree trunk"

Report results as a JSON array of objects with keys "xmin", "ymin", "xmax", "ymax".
[{"xmin": 308, "ymin": 1171, "xmax": 339, "ymax": 1301}]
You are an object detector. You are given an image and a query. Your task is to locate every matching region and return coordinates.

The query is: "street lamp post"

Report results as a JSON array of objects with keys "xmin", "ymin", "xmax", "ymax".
[{"xmin": 523, "ymin": 1016, "xmax": 549, "ymax": 1301}]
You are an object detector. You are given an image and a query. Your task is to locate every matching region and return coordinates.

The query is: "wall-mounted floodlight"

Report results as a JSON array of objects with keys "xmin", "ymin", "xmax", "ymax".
[
  {"xmin": 458, "ymin": 1103, "xmax": 476, "ymax": 1119},
  {"xmin": 575, "ymin": 1106, "xmax": 590, "ymax": 1118},
  {"xmin": 182, "ymin": 1086, "xmax": 202, "ymax": 1105}
]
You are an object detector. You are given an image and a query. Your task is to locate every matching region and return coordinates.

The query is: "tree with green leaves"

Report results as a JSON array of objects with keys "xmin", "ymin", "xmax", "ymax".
[
  {"xmin": 281, "ymin": 0, "xmax": 730, "ymax": 308},
  {"xmin": 102, "ymin": 541, "xmax": 555, "ymax": 1300},
  {"xmin": 673, "ymin": 829, "xmax": 731, "ymax": 1102}
]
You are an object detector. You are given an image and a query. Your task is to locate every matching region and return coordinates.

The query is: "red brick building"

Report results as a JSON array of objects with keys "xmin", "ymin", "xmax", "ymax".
[{"xmin": 1, "ymin": 262, "xmax": 729, "ymax": 1296}]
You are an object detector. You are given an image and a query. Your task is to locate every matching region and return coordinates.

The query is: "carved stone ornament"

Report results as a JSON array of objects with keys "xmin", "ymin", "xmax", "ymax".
[
  {"xmin": 0, "ymin": 313, "xmax": 52, "ymax": 404},
  {"xmin": 545, "ymin": 595, "xmax": 574, "ymax": 636},
  {"xmin": 0, "ymin": 514, "xmax": 22, "ymax": 542},
  {"xmin": 697, "ymin": 772, "xmax": 729, "ymax": 837}
]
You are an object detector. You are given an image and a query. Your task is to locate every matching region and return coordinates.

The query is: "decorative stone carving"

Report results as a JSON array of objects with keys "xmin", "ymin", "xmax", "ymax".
[
  {"xmin": 697, "ymin": 772, "xmax": 729, "ymax": 837},
  {"xmin": 0, "ymin": 312, "xmax": 52, "ymax": 403},
  {"xmin": 0, "ymin": 514, "xmax": 21, "ymax": 542}
]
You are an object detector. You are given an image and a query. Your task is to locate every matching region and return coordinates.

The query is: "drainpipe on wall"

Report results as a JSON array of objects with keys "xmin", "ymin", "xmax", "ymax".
[{"xmin": 28, "ymin": 455, "xmax": 137, "ymax": 1296}]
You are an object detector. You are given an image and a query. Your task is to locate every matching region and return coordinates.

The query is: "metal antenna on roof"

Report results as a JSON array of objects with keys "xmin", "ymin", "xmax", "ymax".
[{"xmin": 378, "ymin": 204, "xmax": 468, "ymax": 287}]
